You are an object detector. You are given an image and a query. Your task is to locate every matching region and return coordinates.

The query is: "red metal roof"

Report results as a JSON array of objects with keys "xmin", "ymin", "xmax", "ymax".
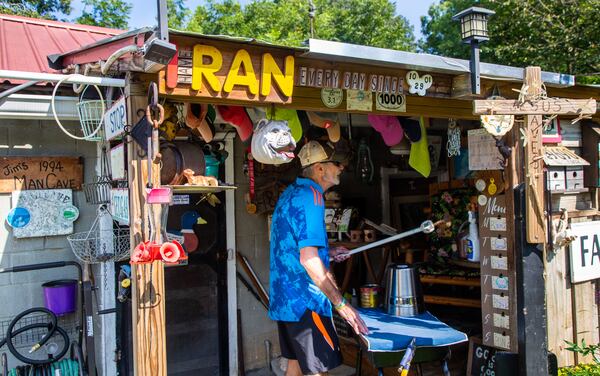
[{"xmin": 0, "ymin": 13, "xmax": 123, "ymax": 83}]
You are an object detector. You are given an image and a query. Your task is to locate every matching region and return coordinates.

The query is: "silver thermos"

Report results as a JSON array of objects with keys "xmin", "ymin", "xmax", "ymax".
[{"xmin": 385, "ymin": 264, "xmax": 424, "ymax": 317}]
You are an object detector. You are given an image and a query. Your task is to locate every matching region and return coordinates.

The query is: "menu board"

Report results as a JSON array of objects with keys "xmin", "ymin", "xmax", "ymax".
[
  {"xmin": 478, "ymin": 194, "xmax": 517, "ymax": 351},
  {"xmin": 468, "ymin": 129, "xmax": 504, "ymax": 171}
]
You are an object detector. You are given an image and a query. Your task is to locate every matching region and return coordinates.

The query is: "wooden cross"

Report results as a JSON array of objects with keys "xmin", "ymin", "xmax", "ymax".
[{"xmin": 473, "ymin": 67, "xmax": 597, "ymax": 243}]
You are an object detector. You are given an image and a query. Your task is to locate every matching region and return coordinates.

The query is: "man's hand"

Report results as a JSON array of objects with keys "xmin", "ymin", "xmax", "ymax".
[
  {"xmin": 329, "ymin": 246, "xmax": 350, "ymax": 263},
  {"xmin": 337, "ymin": 304, "xmax": 369, "ymax": 335}
]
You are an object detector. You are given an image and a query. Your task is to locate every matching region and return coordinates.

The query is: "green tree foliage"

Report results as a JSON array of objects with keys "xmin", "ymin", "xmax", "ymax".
[
  {"xmin": 76, "ymin": 0, "xmax": 131, "ymax": 29},
  {"xmin": 0, "ymin": 0, "xmax": 72, "ymax": 19},
  {"xmin": 186, "ymin": 0, "xmax": 416, "ymax": 51},
  {"xmin": 167, "ymin": 0, "xmax": 191, "ymax": 30},
  {"xmin": 420, "ymin": 0, "xmax": 600, "ymax": 79}
]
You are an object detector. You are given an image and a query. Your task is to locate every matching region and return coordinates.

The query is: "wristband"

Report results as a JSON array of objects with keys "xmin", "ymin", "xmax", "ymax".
[{"xmin": 333, "ymin": 297, "xmax": 347, "ymax": 310}]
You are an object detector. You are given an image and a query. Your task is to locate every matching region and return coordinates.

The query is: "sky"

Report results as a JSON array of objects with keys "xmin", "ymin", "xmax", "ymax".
[{"xmin": 70, "ymin": 0, "xmax": 436, "ymax": 40}]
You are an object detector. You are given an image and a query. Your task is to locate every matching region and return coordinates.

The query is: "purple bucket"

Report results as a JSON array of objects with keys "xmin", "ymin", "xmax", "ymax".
[{"xmin": 42, "ymin": 279, "xmax": 78, "ymax": 316}]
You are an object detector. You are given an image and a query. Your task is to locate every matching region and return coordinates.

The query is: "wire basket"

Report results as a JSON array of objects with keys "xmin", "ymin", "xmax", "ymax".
[
  {"xmin": 83, "ymin": 176, "xmax": 112, "ymax": 205},
  {"xmin": 75, "ymin": 85, "xmax": 106, "ymax": 141},
  {"xmin": 67, "ymin": 210, "xmax": 130, "ymax": 264},
  {"xmin": 83, "ymin": 146, "xmax": 112, "ymax": 205}
]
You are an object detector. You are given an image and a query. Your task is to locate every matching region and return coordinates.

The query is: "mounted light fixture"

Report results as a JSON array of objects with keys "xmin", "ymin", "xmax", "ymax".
[{"xmin": 452, "ymin": 7, "xmax": 495, "ymax": 95}]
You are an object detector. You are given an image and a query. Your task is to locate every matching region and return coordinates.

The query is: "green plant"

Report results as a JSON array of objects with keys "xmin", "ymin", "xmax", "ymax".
[
  {"xmin": 558, "ymin": 363, "xmax": 600, "ymax": 376},
  {"xmin": 565, "ymin": 339, "xmax": 600, "ymax": 364}
]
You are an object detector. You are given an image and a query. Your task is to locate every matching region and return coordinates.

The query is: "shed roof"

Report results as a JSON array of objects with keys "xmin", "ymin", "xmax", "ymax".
[{"xmin": 0, "ymin": 13, "xmax": 122, "ymax": 84}]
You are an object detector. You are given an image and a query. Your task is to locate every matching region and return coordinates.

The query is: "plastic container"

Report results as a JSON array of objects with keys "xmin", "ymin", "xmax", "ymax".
[
  {"xmin": 42, "ymin": 279, "xmax": 78, "ymax": 316},
  {"xmin": 465, "ymin": 211, "xmax": 480, "ymax": 262},
  {"xmin": 204, "ymin": 154, "xmax": 220, "ymax": 178}
]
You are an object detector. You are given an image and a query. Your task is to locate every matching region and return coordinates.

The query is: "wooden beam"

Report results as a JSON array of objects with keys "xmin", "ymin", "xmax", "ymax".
[
  {"xmin": 473, "ymin": 98, "xmax": 597, "ymax": 116},
  {"xmin": 524, "ymin": 67, "xmax": 546, "ymax": 243},
  {"xmin": 127, "ymin": 74, "xmax": 168, "ymax": 376}
]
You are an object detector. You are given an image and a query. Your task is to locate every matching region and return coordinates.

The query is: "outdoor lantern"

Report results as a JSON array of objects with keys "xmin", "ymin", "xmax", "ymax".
[{"xmin": 452, "ymin": 7, "xmax": 495, "ymax": 95}]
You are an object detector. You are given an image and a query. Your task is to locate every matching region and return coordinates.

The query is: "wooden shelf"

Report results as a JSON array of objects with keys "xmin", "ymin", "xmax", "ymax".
[
  {"xmin": 549, "ymin": 188, "xmax": 589, "ymax": 195},
  {"xmin": 424, "ymin": 295, "xmax": 481, "ymax": 308},
  {"xmin": 551, "ymin": 209, "xmax": 600, "ymax": 219},
  {"xmin": 420, "ymin": 275, "xmax": 480, "ymax": 287},
  {"xmin": 168, "ymin": 185, "xmax": 237, "ymax": 193}
]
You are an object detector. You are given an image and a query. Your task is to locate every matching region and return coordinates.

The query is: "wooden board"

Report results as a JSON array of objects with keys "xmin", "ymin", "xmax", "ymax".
[
  {"xmin": 545, "ymin": 245, "xmax": 575, "ymax": 367},
  {"xmin": 478, "ymin": 194, "xmax": 517, "ymax": 352},
  {"xmin": 0, "ymin": 156, "xmax": 83, "ymax": 192},
  {"xmin": 571, "ymin": 280, "xmax": 600, "ymax": 364},
  {"xmin": 127, "ymin": 85, "xmax": 168, "ymax": 376},
  {"xmin": 473, "ymin": 98, "xmax": 596, "ymax": 116},
  {"xmin": 525, "ymin": 113, "xmax": 546, "ymax": 243}
]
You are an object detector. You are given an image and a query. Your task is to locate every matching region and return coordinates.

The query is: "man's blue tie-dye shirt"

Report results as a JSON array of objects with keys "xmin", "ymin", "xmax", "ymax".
[{"xmin": 269, "ymin": 177, "xmax": 331, "ymax": 322}]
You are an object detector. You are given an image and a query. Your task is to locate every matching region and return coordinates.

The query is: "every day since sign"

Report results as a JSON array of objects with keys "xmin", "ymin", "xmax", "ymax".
[{"xmin": 569, "ymin": 221, "xmax": 600, "ymax": 283}]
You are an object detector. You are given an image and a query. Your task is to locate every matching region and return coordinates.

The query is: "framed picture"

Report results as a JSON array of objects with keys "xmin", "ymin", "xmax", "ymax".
[{"xmin": 542, "ymin": 118, "xmax": 562, "ymax": 143}]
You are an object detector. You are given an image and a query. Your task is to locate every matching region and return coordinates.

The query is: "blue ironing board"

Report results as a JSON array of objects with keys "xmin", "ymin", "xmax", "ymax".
[
  {"xmin": 354, "ymin": 308, "xmax": 468, "ymax": 375},
  {"xmin": 357, "ymin": 308, "xmax": 468, "ymax": 352}
]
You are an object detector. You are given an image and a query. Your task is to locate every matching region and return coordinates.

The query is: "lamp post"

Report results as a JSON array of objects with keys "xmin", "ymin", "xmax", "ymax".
[{"xmin": 452, "ymin": 7, "xmax": 495, "ymax": 95}]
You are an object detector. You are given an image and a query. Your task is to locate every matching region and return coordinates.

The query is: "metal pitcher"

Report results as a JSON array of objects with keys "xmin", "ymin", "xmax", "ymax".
[{"xmin": 385, "ymin": 264, "xmax": 424, "ymax": 317}]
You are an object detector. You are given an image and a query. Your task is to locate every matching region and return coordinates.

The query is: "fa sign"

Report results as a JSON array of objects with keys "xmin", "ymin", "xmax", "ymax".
[{"xmin": 570, "ymin": 221, "xmax": 600, "ymax": 283}]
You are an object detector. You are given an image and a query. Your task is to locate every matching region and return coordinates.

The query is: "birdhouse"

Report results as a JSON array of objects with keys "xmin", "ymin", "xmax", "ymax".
[
  {"xmin": 546, "ymin": 167, "xmax": 566, "ymax": 191},
  {"xmin": 582, "ymin": 121, "xmax": 600, "ymax": 187},
  {"xmin": 543, "ymin": 146, "xmax": 590, "ymax": 192}
]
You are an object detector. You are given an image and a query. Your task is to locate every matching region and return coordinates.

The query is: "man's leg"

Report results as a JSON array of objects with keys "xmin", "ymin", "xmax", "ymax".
[
  {"xmin": 286, "ymin": 359, "xmax": 330, "ymax": 376},
  {"xmin": 285, "ymin": 359, "xmax": 303, "ymax": 376}
]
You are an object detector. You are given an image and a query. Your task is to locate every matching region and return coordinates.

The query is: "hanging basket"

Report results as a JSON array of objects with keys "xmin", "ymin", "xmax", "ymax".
[
  {"xmin": 75, "ymin": 85, "xmax": 107, "ymax": 141},
  {"xmin": 67, "ymin": 210, "xmax": 130, "ymax": 264},
  {"xmin": 83, "ymin": 176, "xmax": 112, "ymax": 205},
  {"xmin": 83, "ymin": 146, "xmax": 113, "ymax": 205}
]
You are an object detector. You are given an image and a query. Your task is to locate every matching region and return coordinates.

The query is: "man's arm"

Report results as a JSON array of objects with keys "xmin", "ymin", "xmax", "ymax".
[{"xmin": 300, "ymin": 246, "xmax": 368, "ymax": 334}]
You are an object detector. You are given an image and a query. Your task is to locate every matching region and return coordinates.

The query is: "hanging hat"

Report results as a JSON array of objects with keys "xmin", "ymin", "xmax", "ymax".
[
  {"xmin": 408, "ymin": 117, "xmax": 431, "ymax": 177},
  {"xmin": 251, "ymin": 119, "xmax": 297, "ymax": 165},
  {"xmin": 266, "ymin": 107, "xmax": 303, "ymax": 142},
  {"xmin": 297, "ymin": 140, "xmax": 346, "ymax": 168},
  {"xmin": 398, "ymin": 117, "xmax": 422, "ymax": 143},
  {"xmin": 186, "ymin": 103, "xmax": 214, "ymax": 142},
  {"xmin": 306, "ymin": 112, "xmax": 341, "ymax": 143},
  {"xmin": 367, "ymin": 114, "xmax": 404, "ymax": 146},
  {"xmin": 217, "ymin": 105, "xmax": 253, "ymax": 141}
]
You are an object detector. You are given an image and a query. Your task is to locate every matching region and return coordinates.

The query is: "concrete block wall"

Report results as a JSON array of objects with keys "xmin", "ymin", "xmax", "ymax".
[
  {"xmin": 0, "ymin": 119, "xmax": 99, "ymax": 369},
  {"xmin": 233, "ymin": 138, "xmax": 279, "ymax": 372}
]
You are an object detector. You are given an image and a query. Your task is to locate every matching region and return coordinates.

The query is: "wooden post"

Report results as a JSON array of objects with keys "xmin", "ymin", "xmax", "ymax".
[
  {"xmin": 523, "ymin": 67, "xmax": 546, "ymax": 243},
  {"xmin": 126, "ymin": 73, "xmax": 168, "ymax": 376}
]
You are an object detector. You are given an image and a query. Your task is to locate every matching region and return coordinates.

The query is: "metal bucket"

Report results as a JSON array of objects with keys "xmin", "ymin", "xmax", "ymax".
[{"xmin": 384, "ymin": 264, "xmax": 424, "ymax": 317}]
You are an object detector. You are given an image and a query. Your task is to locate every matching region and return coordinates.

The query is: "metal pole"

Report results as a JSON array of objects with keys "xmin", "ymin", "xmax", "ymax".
[
  {"xmin": 470, "ymin": 40, "xmax": 481, "ymax": 95},
  {"xmin": 0, "ymin": 70, "xmax": 125, "ymax": 87},
  {"xmin": 157, "ymin": 0, "xmax": 169, "ymax": 42},
  {"xmin": 341, "ymin": 220, "xmax": 435, "ymax": 258}
]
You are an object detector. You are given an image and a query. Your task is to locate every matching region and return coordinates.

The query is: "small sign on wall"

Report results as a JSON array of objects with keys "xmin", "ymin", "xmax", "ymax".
[
  {"xmin": 110, "ymin": 143, "xmax": 126, "ymax": 180},
  {"xmin": 110, "ymin": 188, "xmax": 129, "ymax": 225},
  {"xmin": 104, "ymin": 96, "xmax": 127, "ymax": 140},
  {"xmin": 0, "ymin": 157, "xmax": 83, "ymax": 192},
  {"xmin": 8, "ymin": 189, "xmax": 78, "ymax": 238},
  {"xmin": 570, "ymin": 221, "xmax": 600, "ymax": 283}
]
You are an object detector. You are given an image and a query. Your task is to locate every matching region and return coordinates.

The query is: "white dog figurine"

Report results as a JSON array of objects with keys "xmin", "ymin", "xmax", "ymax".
[{"xmin": 251, "ymin": 119, "xmax": 296, "ymax": 165}]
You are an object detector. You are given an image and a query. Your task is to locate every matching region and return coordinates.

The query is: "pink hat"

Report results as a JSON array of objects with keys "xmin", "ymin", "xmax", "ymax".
[{"xmin": 367, "ymin": 115, "xmax": 404, "ymax": 146}]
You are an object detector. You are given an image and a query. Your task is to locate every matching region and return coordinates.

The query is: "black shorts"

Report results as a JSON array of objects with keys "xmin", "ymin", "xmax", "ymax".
[{"xmin": 277, "ymin": 310, "xmax": 342, "ymax": 375}]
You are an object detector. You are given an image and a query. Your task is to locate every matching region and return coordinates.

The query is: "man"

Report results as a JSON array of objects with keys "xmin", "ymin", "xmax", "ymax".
[{"xmin": 269, "ymin": 140, "xmax": 369, "ymax": 376}]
